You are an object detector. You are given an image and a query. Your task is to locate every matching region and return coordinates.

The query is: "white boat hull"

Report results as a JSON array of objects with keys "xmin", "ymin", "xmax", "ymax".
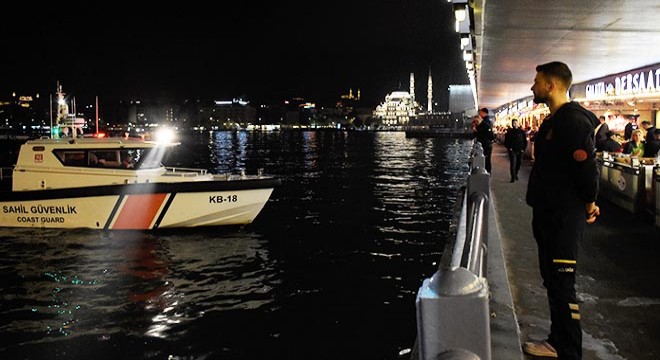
[{"xmin": 0, "ymin": 183, "xmax": 275, "ymax": 230}]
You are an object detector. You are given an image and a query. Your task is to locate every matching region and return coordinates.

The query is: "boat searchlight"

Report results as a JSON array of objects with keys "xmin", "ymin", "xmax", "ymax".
[{"xmin": 154, "ymin": 127, "xmax": 176, "ymax": 144}]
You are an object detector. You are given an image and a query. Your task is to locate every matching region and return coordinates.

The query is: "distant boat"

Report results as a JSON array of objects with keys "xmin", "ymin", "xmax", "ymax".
[{"xmin": 0, "ymin": 84, "xmax": 279, "ymax": 230}]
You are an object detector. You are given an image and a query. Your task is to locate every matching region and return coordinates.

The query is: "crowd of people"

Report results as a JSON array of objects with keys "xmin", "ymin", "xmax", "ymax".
[{"xmin": 484, "ymin": 116, "xmax": 660, "ymax": 161}]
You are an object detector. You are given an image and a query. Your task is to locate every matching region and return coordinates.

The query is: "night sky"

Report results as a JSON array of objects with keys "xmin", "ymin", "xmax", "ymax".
[{"xmin": 2, "ymin": 1, "xmax": 468, "ymax": 108}]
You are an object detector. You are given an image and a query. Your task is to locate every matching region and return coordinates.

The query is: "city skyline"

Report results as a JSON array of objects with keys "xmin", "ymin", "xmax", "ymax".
[{"xmin": 1, "ymin": 1, "xmax": 469, "ymax": 109}]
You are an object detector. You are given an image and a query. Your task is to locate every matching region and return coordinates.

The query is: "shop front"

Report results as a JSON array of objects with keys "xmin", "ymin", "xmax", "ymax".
[
  {"xmin": 572, "ymin": 63, "xmax": 660, "ymax": 140},
  {"xmin": 494, "ymin": 62, "xmax": 660, "ymax": 138}
]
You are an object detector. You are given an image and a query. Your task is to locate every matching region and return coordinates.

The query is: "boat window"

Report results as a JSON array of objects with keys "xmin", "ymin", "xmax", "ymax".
[
  {"xmin": 119, "ymin": 150, "xmax": 135, "ymax": 169},
  {"xmin": 90, "ymin": 150, "xmax": 121, "ymax": 167},
  {"xmin": 128, "ymin": 148, "xmax": 165, "ymax": 169},
  {"xmin": 54, "ymin": 150, "xmax": 87, "ymax": 167},
  {"xmin": 52, "ymin": 148, "xmax": 167, "ymax": 169}
]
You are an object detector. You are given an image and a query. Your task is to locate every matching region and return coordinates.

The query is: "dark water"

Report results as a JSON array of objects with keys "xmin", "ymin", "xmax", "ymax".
[{"xmin": 0, "ymin": 130, "xmax": 472, "ymax": 360}]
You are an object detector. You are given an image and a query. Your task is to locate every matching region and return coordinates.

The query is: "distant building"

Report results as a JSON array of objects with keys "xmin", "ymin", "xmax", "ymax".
[
  {"xmin": 373, "ymin": 91, "xmax": 416, "ymax": 126},
  {"xmin": 0, "ymin": 91, "xmax": 46, "ymax": 131},
  {"xmin": 209, "ymin": 98, "xmax": 257, "ymax": 127},
  {"xmin": 336, "ymin": 88, "xmax": 360, "ymax": 115},
  {"xmin": 339, "ymin": 88, "xmax": 360, "ymax": 102},
  {"xmin": 122, "ymin": 100, "xmax": 171, "ymax": 131},
  {"xmin": 283, "ymin": 97, "xmax": 316, "ymax": 125}
]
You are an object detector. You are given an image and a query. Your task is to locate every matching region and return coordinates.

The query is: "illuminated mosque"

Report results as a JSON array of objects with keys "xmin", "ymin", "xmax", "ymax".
[{"xmin": 373, "ymin": 69, "xmax": 433, "ymax": 126}]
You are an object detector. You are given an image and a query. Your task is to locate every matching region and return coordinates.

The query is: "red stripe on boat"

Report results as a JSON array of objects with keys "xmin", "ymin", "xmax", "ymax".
[{"xmin": 112, "ymin": 194, "xmax": 168, "ymax": 229}]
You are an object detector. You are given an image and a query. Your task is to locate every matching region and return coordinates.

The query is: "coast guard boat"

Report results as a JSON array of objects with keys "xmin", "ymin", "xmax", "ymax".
[{"xmin": 0, "ymin": 85, "xmax": 278, "ymax": 230}]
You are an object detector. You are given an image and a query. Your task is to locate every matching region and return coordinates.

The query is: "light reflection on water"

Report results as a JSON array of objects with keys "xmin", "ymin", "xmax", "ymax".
[{"xmin": 0, "ymin": 131, "xmax": 471, "ymax": 359}]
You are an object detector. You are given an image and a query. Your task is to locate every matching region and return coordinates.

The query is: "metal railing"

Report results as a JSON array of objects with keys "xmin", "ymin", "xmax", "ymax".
[{"xmin": 415, "ymin": 141, "xmax": 491, "ymax": 360}]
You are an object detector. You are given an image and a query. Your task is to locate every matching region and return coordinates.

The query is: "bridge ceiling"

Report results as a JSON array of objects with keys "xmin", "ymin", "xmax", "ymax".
[{"xmin": 475, "ymin": 0, "xmax": 660, "ymax": 109}]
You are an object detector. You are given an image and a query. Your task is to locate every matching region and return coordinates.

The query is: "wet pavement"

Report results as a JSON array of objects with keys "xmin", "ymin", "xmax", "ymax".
[{"xmin": 489, "ymin": 143, "xmax": 660, "ymax": 360}]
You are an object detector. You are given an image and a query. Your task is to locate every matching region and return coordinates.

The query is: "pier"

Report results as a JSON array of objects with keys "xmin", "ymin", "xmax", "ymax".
[{"xmin": 415, "ymin": 141, "xmax": 660, "ymax": 359}]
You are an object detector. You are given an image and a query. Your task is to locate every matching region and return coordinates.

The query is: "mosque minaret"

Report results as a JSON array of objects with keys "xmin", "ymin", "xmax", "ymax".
[
  {"xmin": 427, "ymin": 67, "xmax": 433, "ymax": 114},
  {"xmin": 410, "ymin": 72, "xmax": 415, "ymax": 105}
]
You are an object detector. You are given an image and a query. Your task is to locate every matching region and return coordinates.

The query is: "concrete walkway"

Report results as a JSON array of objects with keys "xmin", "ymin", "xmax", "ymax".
[{"xmin": 489, "ymin": 143, "xmax": 660, "ymax": 360}]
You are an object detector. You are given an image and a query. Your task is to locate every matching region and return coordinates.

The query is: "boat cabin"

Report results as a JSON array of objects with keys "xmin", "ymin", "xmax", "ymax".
[{"xmin": 11, "ymin": 138, "xmax": 190, "ymax": 191}]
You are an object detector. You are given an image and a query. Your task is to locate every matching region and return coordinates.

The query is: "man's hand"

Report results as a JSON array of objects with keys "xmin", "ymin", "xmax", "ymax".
[{"xmin": 586, "ymin": 202, "xmax": 600, "ymax": 224}]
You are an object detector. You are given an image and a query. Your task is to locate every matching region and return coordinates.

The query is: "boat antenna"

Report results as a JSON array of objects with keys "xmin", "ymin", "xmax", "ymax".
[
  {"xmin": 49, "ymin": 93, "xmax": 53, "ymax": 138},
  {"xmin": 95, "ymin": 95, "xmax": 99, "ymax": 135},
  {"xmin": 54, "ymin": 82, "xmax": 75, "ymax": 138}
]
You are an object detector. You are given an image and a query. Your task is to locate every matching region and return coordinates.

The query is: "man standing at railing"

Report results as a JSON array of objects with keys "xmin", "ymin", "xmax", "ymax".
[
  {"xmin": 474, "ymin": 107, "xmax": 496, "ymax": 173},
  {"xmin": 524, "ymin": 61, "xmax": 600, "ymax": 360}
]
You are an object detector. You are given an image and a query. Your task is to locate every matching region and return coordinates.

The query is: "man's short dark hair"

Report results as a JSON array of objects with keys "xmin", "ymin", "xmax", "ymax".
[
  {"xmin": 641, "ymin": 120, "xmax": 651, "ymax": 126},
  {"xmin": 536, "ymin": 61, "xmax": 573, "ymax": 89},
  {"xmin": 479, "ymin": 107, "xmax": 489, "ymax": 114}
]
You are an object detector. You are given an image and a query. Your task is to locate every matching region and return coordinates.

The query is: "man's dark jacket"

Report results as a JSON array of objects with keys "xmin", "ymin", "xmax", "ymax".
[
  {"xmin": 474, "ymin": 119, "xmax": 495, "ymax": 149},
  {"xmin": 526, "ymin": 102, "xmax": 599, "ymax": 209},
  {"xmin": 504, "ymin": 127, "xmax": 528, "ymax": 152}
]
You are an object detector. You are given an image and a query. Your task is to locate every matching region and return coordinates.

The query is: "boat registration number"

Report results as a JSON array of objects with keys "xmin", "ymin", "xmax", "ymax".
[{"xmin": 209, "ymin": 195, "xmax": 239, "ymax": 203}]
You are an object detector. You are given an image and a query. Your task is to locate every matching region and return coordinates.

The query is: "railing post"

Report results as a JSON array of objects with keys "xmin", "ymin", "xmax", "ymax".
[
  {"xmin": 436, "ymin": 349, "xmax": 481, "ymax": 360},
  {"xmin": 471, "ymin": 142, "xmax": 485, "ymax": 171},
  {"xmin": 416, "ymin": 267, "xmax": 491, "ymax": 360},
  {"xmin": 466, "ymin": 166, "xmax": 490, "ymax": 274},
  {"xmin": 414, "ymin": 140, "xmax": 493, "ymax": 360}
]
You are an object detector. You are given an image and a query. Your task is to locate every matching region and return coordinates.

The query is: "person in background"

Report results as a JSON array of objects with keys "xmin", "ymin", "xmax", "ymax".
[
  {"xmin": 479, "ymin": 107, "xmax": 491, "ymax": 126},
  {"xmin": 504, "ymin": 118, "xmax": 528, "ymax": 182},
  {"xmin": 474, "ymin": 107, "xmax": 496, "ymax": 173},
  {"xmin": 528, "ymin": 124, "xmax": 539, "ymax": 162},
  {"xmin": 622, "ymin": 129, "xmax": 645, "ymax": 157},
  {"xmin": 470, "ymin": 115, "xmax": 481, "ymax": 132},
  {"xmin": 524, "ymin": 61, "xmax": 600, "ymax": 360},
  {"xmin": 600, "ymin": 131, "xmax": 622, "ymax": 153},
  {"xmin": 594, "ymin": 115, "xmax": 609, "ymax": 151},
  {"xmin": 624, "ymin": 117, "xmax": 638, "ymax": 141},
  {"xmin": 121, "ymin": 155, "xmax": 135, "ymax": 169},
  {"xmin": 643, "ymin": 128, "xmax": 660, "ymax": 157},
  {"xmin": 641, "ymin": 120, "xmax": 657, "ymax": 144}
]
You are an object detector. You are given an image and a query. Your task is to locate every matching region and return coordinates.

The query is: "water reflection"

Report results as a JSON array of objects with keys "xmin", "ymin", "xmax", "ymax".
[
  {"xmin": 0, "ymin": 227, "xmax": 276, "ymax": 352},
  {"xmin": 209, "ymin": 131, "xmax": 250, "ymax": 174}
]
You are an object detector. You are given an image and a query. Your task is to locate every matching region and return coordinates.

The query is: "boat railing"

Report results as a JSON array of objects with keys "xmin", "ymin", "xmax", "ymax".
[
  {"xmin": 414, "ymin": 140, "xmax": 493, "ymax": 360},
  {"xmin": 164, "ymin": 167, "xmax": 209, "ymax": 177}
]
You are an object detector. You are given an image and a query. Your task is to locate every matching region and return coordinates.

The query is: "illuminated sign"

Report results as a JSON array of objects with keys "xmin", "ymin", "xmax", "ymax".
[{"xmin": 581, "ymin": 64, "xmax": 660, "ymax": 100}]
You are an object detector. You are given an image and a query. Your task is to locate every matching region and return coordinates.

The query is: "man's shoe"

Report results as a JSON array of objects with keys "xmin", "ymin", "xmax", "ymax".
[
  {"xmin": 515, "ymin": 175, "xmax": 519, "ymax": 180},
  {"xmin": 522, "ymin": 340, "xmax": 558, "ymax": 358},
  {"xmin": 510, "ymin": 179, "xmax": 515, "ymax": 183}
]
